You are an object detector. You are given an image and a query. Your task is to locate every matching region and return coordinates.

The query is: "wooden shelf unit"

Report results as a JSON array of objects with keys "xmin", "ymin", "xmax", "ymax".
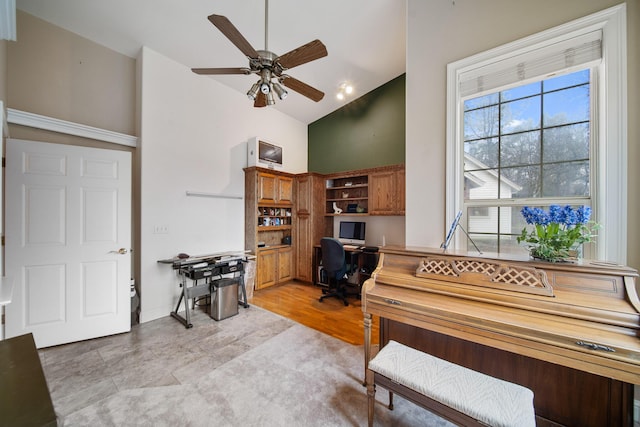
[
  {"xmin": 324, "ymin": 165, "xmax": 405, "ymax": 216},
  {"xmin": 325, "ymin": 174, "xmax": 369, "ymax": 215},
  {"xmin": 257, "ymin": 206, "xmax": 293, "ymax": 228},
  {"xmin": 245, "ymin": 167, "xmax": 295, "ymax": 290},
  {"xmin": 246, "ymin": 164, "xmax": 405, "ymax": 287}
]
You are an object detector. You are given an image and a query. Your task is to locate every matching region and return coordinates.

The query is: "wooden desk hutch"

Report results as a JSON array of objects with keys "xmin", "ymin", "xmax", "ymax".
[{"xmin": 244, "ymin": 165, "xmax": 405, "ymax": 289}]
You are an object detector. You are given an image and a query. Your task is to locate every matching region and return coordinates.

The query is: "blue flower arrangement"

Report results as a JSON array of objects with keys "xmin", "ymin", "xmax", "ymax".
[{"xmin": 517, "ymin": 205, "xmax": 599, "ymax": 262}]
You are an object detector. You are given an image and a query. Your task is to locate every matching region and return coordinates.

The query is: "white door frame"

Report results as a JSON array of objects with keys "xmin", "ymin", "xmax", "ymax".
[{"xmin": 5, "ymin": 139, "xmax": 132, "ymax": 348}]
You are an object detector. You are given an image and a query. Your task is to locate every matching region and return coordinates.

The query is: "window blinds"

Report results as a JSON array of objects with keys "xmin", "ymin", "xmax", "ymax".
[
  {"xmin": 0, "ymin": 0, "xmax": 16, "ymax": 41},
  {"xmin": 459, "ymin": 30, "xmax": 602, "ymax": 98}
]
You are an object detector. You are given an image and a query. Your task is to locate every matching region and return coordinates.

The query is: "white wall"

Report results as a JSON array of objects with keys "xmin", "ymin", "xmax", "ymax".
[
  {"xmin": 404, "ymin": 0, "xmax": 624, "ymax": 248},
  {"xmin": 331, "ymin": 215, "xmax": 405, "ymax": 247},
  {"xmin": 138, "ymin": 47, "xmax": 307, "ymax": 322}
]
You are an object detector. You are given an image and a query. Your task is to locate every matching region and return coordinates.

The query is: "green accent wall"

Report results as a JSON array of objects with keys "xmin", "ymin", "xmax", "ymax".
[{"xmin": 308, "ymin": 74, "xmax": 405, "ymax": 174}]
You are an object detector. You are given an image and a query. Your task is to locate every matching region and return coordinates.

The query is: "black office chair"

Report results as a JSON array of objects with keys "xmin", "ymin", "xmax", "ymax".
[{"xmin": 319, "ymin": 237, "xmax": 350, "ymax": 306}]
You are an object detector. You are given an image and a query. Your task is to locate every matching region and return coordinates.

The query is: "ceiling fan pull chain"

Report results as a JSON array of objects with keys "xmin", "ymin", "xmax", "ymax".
[{"xmin": 264, "ymin": 0, "xmax": 269, "ymax": 51}]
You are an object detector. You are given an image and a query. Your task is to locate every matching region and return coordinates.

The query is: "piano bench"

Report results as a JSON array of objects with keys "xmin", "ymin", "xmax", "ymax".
[{"xmin": 366, "ymin": 340, "xmax": 535, "ymax": 427}]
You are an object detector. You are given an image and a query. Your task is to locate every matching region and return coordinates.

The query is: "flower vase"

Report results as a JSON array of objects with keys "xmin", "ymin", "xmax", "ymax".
[
  {"xmin": 529, "ymin": 248, "xmax": 579, "ymax": 263},
  {"xmin": 518, "ymin": 205, "xmax": 598, "ymax": 264}
]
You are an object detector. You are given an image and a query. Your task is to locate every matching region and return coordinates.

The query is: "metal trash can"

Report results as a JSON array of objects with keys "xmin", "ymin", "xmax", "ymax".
[{"xmin": 210, "ymin": 278, "xmax": 239, "ymax": 321}]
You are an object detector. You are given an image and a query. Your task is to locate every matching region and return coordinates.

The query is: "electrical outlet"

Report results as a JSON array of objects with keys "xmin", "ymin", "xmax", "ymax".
[{"xmin": 153, "ymin": 225, "xmax": 169, "ymax": 234}]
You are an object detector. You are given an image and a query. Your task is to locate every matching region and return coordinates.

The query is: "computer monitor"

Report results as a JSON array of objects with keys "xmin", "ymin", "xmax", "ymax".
[{"xmin": 338, "ymin": 221, "xmax": 366, "ymax": 245}]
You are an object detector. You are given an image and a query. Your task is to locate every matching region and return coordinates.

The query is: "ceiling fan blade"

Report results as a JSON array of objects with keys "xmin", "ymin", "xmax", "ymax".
[
  {"xmin": 208, "ymin": 14, "xmax": 259, "ymax": 59},
  {"xmin": 254, "ymin": 92, "xmax": 267, "ymax": 108},
  {"xmin": 281, "ymin": 76, "xmax": 325, "ymax": 102},
  {"xmin": 276, "ymin": 39, "xmax": 328, "ymax": 70},
  {"xmin": 192, "ymin": 67, "xmax": 251, "ymax": 75}
]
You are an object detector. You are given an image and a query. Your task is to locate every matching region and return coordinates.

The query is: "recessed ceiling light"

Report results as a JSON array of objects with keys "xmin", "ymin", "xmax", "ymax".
[{"xmin": 337, "ymin": 82, "xmax": 354, "ymax": 101}]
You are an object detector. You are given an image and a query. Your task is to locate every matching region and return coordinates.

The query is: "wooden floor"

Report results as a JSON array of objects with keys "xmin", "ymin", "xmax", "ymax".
[{"xmin": 249, "ymin": 280, "xmax": 379, "ymax": 346}]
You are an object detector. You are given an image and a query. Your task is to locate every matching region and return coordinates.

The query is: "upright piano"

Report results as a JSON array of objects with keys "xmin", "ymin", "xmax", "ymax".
[{"xmin": 362, "ymin": 246, "xmax": 640, "ymax": 427}]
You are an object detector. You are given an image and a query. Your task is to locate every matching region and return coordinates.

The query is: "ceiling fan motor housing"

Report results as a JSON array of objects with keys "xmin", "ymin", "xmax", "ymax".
[{"xmin": 260, "ymin": 68, "xmax": 272, "ymax": 93}]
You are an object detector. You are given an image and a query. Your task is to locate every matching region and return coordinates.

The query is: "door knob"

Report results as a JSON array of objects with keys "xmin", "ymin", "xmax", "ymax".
[{"xmin": 110, "ymin": 248, "xmax": 129, "ymax": 254}]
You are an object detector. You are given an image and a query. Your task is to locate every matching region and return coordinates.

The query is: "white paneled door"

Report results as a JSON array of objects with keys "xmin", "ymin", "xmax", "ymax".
[{"xmin": 5, "ymin": 139, "xmax": 132, "ymax": 348}]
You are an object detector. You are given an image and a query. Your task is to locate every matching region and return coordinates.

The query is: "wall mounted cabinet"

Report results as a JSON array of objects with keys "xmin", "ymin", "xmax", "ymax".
[
  {"xmin": 258, "ymin": 173, "xmax": 293, "ymax": 205},
  {"xmin": 369, "ymin": 165, "xmax": 405, "ymax": 215},
  {"xmin": 324, "ymin": 165, "xmax": 405, "ymax": 216}
]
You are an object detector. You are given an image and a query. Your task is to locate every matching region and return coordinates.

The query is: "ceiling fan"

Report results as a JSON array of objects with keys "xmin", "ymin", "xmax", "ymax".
[{"xmin": 192, "ymin": 0, "xmax": 328, "ymax": 108}]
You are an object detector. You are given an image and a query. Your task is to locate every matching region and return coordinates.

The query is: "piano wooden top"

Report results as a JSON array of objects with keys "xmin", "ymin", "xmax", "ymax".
[{"xmin": 362, "ymin": 246, "xmax": 640, "ymax": 384}]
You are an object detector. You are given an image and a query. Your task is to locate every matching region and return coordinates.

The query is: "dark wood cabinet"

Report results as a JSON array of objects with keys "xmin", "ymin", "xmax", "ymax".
[{"xmin": 294, "ymin": 173, "xmax": 328, "ymax": 282}]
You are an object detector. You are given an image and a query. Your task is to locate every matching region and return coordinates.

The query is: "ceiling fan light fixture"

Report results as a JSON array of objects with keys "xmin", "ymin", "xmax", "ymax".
[
  {"xmin": 266, "ymin": 90, "xmax": 276, "ymax": 106},
  {"xmin": 260, "ymin": 82, "xmax": 271, "ymax": 94},
  {"xmin": 273, "ymin": 81, "xmax": 288, "ymax": 100},
  {"xmin": 247, "ymin": 82, "xmax": 260, "ymax": 100}
]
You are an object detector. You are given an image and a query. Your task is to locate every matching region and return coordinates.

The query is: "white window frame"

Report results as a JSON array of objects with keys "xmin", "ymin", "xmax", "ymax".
[{"xmin": 446, "ymin": 4, "xmax": 627, "ymax": 264}]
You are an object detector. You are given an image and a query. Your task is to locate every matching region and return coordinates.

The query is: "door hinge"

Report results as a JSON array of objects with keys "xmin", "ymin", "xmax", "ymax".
[
  {"xmin": 1, "ymin": 236, "xmax": 4, "ymax": 246},
  {"xmin": 1, "ymin": 313, "xmax": 4, "ymax": 325},
  {"xmin": 2, "ymin": 157, "xmax": 5, "ymax": 168}
]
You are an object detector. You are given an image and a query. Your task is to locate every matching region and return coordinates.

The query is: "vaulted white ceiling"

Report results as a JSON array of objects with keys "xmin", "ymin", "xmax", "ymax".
[{"xmin": 16, "ymin": 0, "xmax": 407, "ymax": 124}]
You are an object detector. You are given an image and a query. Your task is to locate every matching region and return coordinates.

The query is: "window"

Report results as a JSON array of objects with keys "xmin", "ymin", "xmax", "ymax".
[
  {"xmin": 446, "ymin": 5, "xmax": 627, "ymax": 263},
  {"xmin": 463, "ymin": 69, "xmax": 592, "ymax": 255}
]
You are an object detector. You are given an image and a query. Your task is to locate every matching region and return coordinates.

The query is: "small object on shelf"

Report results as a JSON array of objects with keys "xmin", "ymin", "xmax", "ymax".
[
  {"xmin": 345, "ymin": 182, "xmax": 353, "ymax": 186},
  {"xmin": 347, "ymin": 203, "xmax": 358, "ymax": 213},
  {"xmin": 333, "ymin": 202, "xmax": 343, "ymax": 214},
  {"xmin": 258, "ymin": 241, "xmax": 266, "ymax": 247},
  {"xmin": 342, "ymin": 192, "xmax": 349, "ymax": 198},
  {"xmin": 356, "ymin": 206, "xmax": 365, "ymax": 213}
]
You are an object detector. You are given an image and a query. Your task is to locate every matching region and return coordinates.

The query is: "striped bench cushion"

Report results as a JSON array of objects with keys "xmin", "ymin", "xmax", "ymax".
[{"xmin": 368, "ymin": 340, "xmax": 535, "ymax": 427}]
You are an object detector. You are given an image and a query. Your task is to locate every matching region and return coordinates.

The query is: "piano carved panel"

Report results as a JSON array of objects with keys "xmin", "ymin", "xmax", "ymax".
[{"xmin": 416, "ymin": 256, "xmax": 554, "ymax": 296}]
